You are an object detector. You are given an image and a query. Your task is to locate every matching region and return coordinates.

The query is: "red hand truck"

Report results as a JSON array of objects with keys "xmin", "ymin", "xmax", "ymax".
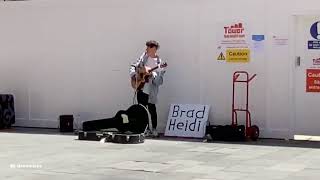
[{"xmin": 232, "ymin": 71, "xmax": 259, "ymax": 141}]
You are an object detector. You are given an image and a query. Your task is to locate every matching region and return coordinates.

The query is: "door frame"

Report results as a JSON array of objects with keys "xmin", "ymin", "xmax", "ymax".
[{"xmin": 289, "ymin": 13, "xmax": 320, "ymax": 140}]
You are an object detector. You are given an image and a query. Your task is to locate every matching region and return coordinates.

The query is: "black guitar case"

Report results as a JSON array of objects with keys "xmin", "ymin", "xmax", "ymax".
[
  {"xmin": 111, "ymin": 132, "xmax": 145, "ymax": 144},
  {"xmin": 78, "ymin": 131, "xmax": 145, "ymax": 144},
  {"xmin": 0, "ymin": 94, "xmax": 15, "ymax": 129},
  {"xmin": 80, "ymin": 104, "xmax": 150, "ymax": 144}
]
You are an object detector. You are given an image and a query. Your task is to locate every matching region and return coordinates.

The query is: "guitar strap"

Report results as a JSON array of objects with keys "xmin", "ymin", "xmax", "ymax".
[
  {"xmin": 138, "ymin": 104, "xmax": 153, "ymax": 133},
  {"xmin": 156, "ymin": 56, "xmax": 161, "ymax": 65}
]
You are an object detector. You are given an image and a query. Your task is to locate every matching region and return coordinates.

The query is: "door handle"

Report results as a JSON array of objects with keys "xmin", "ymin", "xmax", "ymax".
[{"xmin": 296, "ymin": 56, "xmax": 301, "ymax": 67}]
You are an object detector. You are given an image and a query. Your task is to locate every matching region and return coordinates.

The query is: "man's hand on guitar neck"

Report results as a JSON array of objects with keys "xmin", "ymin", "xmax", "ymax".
[
  {"xmin": 144, "ymin": 66, "xmax": 154, "ymax": 78},
  {"xmin": 144, "ymin": 66, "xmax": 152, "ymax": 73}
]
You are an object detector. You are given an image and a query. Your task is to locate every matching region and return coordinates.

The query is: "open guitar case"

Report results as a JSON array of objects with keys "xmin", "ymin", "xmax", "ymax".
[
  {"xmin": 78, "ymin": 104, "xmax": 152, "ymax": 144},
  {"xmin": 78, "ymin": 131, "xmax": 146, "ymax": 144}
]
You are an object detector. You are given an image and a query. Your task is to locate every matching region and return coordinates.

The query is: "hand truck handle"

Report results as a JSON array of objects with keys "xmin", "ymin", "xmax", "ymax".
[{"xmin": 248, "ymin": 74, "xmax": 257, "ymax": 82}]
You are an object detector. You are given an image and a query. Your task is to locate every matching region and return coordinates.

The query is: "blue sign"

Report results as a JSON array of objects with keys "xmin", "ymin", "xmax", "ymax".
[
  {"xmin": 308, "ymin": 21, "xmax": 320, "ymax": 49},
  {"xmin": 310, "ymin": 21, "xmax": 320, "ymax": 40},
  {"xmin": 252, "ymin": 35, "xmax": 265, "ymax": 41},
  {"xmin": 308, "ymin": 41, "xmax": 320, "ymax": 49}
]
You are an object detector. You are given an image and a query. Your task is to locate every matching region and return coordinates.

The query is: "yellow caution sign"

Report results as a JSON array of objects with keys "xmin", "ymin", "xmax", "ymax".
[
  {"xmin": 217, "ymin": 52, "xmax": 226, "ymax": 60},
  {"xmin": 226, "ymin": 49, "xmax": 250, "ymax": 63}
]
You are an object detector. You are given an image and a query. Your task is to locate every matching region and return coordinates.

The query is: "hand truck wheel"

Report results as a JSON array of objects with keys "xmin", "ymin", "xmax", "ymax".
[{"xmin": 249, "ymin": 125, "xmax": 259, "ymax": 141}]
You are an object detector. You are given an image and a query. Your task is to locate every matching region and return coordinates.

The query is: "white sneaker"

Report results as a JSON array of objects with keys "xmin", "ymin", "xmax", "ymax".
[
  {"xmin": 152, "ymin": 129, "xmax": 159, "ymax": 137},
  {"xmin": 145, "ymin": 129, "xmax": 152, "ymax": 137}
]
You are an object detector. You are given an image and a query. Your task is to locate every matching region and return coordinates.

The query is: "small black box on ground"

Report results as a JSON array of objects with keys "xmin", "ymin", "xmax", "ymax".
[
  {"xmin": 206, "ymin": 125, "xmax": 245, "ymax": 141},
  {"xmin": 59, "ymin": 115, "xmax": 73, "ymax": 132}
]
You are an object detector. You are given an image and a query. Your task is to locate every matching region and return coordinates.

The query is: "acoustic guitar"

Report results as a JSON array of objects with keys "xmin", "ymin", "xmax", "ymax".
[{"xmin": 131, "ymin": 62, "xmax": 167, "ymax": 90}]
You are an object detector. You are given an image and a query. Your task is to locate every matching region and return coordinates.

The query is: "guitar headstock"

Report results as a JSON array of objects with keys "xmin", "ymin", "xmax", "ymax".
[{"xmin": 160, "ymin": 62, "xmax": 168, "ymax": 68}]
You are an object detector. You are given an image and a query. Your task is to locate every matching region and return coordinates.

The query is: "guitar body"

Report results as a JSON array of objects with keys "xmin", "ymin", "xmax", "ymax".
[
  {"xmin": 131, "ymin": 66, "xmax": 150, "ymax": 90},
  {"xmin": 131, "ymin": 62, "xmax": 167, "ymax": 90}
]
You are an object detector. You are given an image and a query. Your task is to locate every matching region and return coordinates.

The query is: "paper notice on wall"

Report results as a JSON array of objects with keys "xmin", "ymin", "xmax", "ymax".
[
  {"xmin": 253, "ymin": 42, "xmax": 264, "ymax": 52},
  {"xmin": 252, "ymin": 35, "xmax": 265, "ymax": 53},
  {"xmin": 272, "ymin": 35, "xmax": 288, "ymax": 46},
  {"xmin": 216, "ymin": 21, "xmax": 251, "ymax": 63}
]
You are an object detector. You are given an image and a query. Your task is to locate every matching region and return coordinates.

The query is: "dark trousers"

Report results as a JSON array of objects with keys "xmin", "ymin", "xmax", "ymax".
[{"xmin": 137, "ymin": 90, "xmax": 157, "ymax": 129}]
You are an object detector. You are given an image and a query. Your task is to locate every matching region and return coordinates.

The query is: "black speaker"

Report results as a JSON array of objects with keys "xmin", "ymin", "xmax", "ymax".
[{"xmin": 59, "ymin": 115, "xmax": 74, "ymax": 132}]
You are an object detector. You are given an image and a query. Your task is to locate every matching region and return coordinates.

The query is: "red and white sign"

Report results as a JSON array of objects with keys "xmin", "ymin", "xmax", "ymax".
[
  {"xmin": 224, "ymin": 23, "xmax": 245, "ymax": 39},
  {"xmin": 306, "ymin": 69, "xmax": 320, "ymax": 92},
  {"xmin": 216, "ymin": 21, "xmax": 251, "ymax": 63}
]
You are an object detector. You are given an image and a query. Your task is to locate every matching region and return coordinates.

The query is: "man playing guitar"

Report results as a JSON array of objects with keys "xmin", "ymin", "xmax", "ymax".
[{"xmin": 129, "ymin": 40, "xmax": 167, "ymax": 137}]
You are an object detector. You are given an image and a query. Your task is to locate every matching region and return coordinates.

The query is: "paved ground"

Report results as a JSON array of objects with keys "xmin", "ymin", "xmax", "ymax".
[{"xmin": 1, "ymin": 128, "xmax": 320, "ymax": 180}]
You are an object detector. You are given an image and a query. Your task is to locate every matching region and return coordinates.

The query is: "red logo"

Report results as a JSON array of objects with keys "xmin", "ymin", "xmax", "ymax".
[
  {"xmin": 313, "ymin": 58, "xmax": 320, "ymax": 65},
  {"xmin": 224, "ymin": 23, "xmax": 245, "ymax": 38}
]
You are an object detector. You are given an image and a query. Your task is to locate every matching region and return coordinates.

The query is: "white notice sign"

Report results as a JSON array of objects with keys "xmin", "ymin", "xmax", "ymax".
[{"xmin": 164, "ymin": 104, "xmax": 210, "ymax": 138}]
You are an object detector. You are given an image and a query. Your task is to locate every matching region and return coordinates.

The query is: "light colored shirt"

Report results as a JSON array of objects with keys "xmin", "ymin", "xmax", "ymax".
[
  {"xmin": 142, "ymin": 57, "xmax": 159, "ymax": 94},
  {"xmin": 129, "ymin": 52, "xmax": 166, "ymax": 104}
]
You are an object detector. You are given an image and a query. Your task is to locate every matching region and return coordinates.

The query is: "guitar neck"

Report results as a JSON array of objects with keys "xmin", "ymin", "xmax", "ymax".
[{"xmin": 149, "ymin": 66, "xmax": 159, "ymax": 73}]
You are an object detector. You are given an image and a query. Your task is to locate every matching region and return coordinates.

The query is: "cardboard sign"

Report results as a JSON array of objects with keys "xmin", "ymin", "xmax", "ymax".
[
  {"xmin": 306, "ymin": 69, "xmax": 320, "ymax": 92},
  {"xmin": 164, "ymin": 104, "xmax": 210, "ymax": 138}
]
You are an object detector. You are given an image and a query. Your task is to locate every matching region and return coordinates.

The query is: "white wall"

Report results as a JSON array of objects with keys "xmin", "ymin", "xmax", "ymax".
[{"xmin": 0, "ymin": 0, "xmax": 319, "ymax": 139}]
